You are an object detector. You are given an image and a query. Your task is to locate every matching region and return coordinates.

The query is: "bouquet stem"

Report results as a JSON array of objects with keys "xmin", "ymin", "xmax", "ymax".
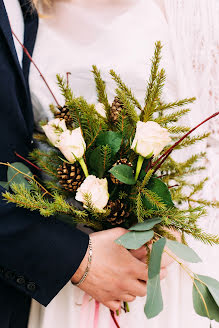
[
  {"xmin": 79, "ymin": 158, "xmax": 89, "ymax": 177},
  {"xmin": 135, "ymin": 155, "xmax": 144, "ymax": 181}
]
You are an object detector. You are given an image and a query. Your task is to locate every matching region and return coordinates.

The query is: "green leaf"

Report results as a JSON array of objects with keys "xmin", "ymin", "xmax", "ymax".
[
  {"xmin": 145, "ymin": 275, "xmax": 163, "ymax": 319},
  {"xmin": 193, "ymin": 279, "xmax": 219, "ymax": 321},
  {"xmin": 166, "ymin": 240, "xmax": 202, "ymax": 263},
  {"xmin": 0, "ymin": 181, "xmax": 9, "ymax": 190},
  {"xmin": 89, "ymin": 146, "xmax": 105, "ymax": 178},
  {"xmin": 145, "ymin": 238, "xmax": 166, "ymax": 319},
  {"xmin": 7, "ymin": 162, "xmax": 33, "ymax": 190},
  {"xmin": 195, "ymin": 275, "xmax": 219, "ymax": 308},
  {"xmin": 96, "ymin": 131, "xmax": 122, "ymax": 156},
  {"xmin": 138, "ymin": 159, "xmax": 150, "ymax": 181},
  {"xmin": 115, "ymin": 230, "xmax": 154, "ymax": 250},
  {"xmin": 148, "ymin": 238, "xmax": 166, "ymax": 279},
  {"xmin": 143, "ymin": 178, "xmax": 174, "ymax": 209},
  {"xmin": 109, "ymin": 164, "xmax": 135, "ymax": 185},
  {"xmin": 129, "ymin": 217, "xmax": 161, "ymax": 231}
]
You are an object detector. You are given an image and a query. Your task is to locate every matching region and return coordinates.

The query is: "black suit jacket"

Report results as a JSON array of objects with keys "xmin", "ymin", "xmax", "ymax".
[{"xmin": 0, "ymin": 1, "xmax": 89, "ymax": 327}]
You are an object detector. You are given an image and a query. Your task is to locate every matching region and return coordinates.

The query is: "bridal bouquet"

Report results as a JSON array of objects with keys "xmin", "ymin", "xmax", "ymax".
[{"xmin": 1, "ymin": 42, "xmax": 219, "ymax": 324}]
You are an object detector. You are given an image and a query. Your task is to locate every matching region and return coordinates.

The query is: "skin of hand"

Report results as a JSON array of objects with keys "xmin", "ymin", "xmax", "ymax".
[
  {"xmin": 132, "ymin": 229, "xmax": 182, "ymax": 268},
  {"xmin": 71, "ymin": 228, "xmax": 167, "ymax": 311}
]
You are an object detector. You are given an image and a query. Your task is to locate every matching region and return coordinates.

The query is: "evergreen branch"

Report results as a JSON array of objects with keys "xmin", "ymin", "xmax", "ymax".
[
  {"xmin": 141, "ymin": 188, "xmax": 166, "ymax": 210},
  {"xmin": 101, "ymin": 145, "xmax": 112, "ymax": 171},
  {"xmin": 56, "ymin": 74, "xmax": 73, "ymax": 103},
  {"xmin": 143, "ymin": 68, "xmax": 166, "ymax": 122},
  {"xmin": 116, "ymin": 89, "xmax": 139, "ymax": 124},
  {"xmin": 144, "ymin": 41, "xmax": 163, "ymax": 106},
  {"xmin": 110, "ymin": 70, "xmax": 142, "ymax": 111},
  {"xmin": 189, "ymin": 198, "xmax": 219, "ymax": 208},
  {"xmin": 154, "ymin": 108, "xmax": 190, "ymax": 125},
  {"xmin": 174, "ymin": 133, "xmax": 210, "ymax": 150},
  {"xmin": 92, "ymin": 65, "xmax": 111, "ymax": 118},
  {"xmin": 136, "ymin": 192, "xmax": 144, "ymax": 222},
  {"xmin": 154, "ymin": 97, "xmax": 196, "ymax": 112},
  {"xmin": 167, "ymin": 126, "xmax": 191, "ymax": 135},
  {"xmin": 141, "ymin": 169, "xmax": 154, "ymax": 189}
]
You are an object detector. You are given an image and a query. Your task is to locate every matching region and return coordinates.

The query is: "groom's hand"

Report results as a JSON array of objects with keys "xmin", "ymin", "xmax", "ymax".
[{"xmin": 71, "ymin": 228, "xmax": 148, "ymax": 311}]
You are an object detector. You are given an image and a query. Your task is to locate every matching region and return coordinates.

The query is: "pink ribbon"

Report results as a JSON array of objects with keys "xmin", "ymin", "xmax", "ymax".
[
  {"xmin": 80, "ymin": 293, "xmax": 120, "ymax": 328},
  {"xmin": 94, "ymin": 301, "xmax": 100, "ymax": 328}
]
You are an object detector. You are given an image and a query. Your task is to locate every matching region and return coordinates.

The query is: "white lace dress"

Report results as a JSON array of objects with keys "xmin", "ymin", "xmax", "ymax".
[{"xmin": 28, "ymin": 0, "xmax": 219, "ymax": 327}]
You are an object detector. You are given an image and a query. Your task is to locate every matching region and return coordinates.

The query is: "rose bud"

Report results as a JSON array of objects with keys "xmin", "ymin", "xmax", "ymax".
[
  {"xmin": 131, "ymin": 121, "xmax": 171, "ymax": 158},
  {"xmin": 75, "ymin": 175, "xmax": 109, "ymax": 211}
]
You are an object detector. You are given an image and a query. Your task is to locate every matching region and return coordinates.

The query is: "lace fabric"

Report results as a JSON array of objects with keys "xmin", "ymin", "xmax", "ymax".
[{"xmin": 157, "ymin": 2, "xmax": 219, "ymax": 278}]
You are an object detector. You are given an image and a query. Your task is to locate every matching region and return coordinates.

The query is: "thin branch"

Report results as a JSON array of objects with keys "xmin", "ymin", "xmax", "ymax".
[{"xmin": 10, "ymin": 27, "xmax": 60, "ymax": 107}]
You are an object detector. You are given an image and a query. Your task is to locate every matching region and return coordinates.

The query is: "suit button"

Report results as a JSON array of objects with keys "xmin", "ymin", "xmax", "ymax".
[
  {"xmin": 27, "ymin": 282, "xmax": 36, "ymax": 292},
  {"xmin": 5, "ymin": 271, "xmax": 15, "ymax": 280},
  {"xmin": 16, "ymin": 276, "xmax": 26, "ymax": 285}
]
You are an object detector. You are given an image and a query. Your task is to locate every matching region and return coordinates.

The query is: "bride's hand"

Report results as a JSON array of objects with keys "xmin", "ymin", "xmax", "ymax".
[{"xmin": 71, "ymin": 228, "xmax": 148, "ymax": 311}]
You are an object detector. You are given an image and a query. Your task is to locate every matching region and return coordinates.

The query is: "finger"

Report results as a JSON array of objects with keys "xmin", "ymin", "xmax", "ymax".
[
  {"xmin": 160, "ymin": 268, "xmax": 167, "ymax": 280},
  {"xmin": 120, "ymin": 295, "xmax": 136, "ymax": 303},
  {"xmin": 105, "ymin": 300, "xmax": 121, "ymax": 312},
  {"xmin": 134, "ymin": 261, "xmax": 148, "ymax": 282},
  {"xmin": 130, "ymin": 246, "xmax": 147, "ymax": 261},
  {"xmin": 128, "ymin": 280, "xmax": 147, "ymax": 297}
]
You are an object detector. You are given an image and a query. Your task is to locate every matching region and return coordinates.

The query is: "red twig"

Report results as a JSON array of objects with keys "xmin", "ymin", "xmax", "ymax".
[
  {"xmin": 14, "ymin": 152, "xmax": 43, "ymax": 172},
  {"xmin": 10, "ymin": 27, "xmax": 60, "ymax": 107},
  {"xmin": 66, "ymin": 72, "xmax": 71, "ymax": 87},
  {"xmin": 110, "ymin": 311, "xmax": 120, "ymax": 328},
  {"xmin": 153, "ymin": 111, "xmax": 219, "ymax": 172},
  {"xmin": 168, "ymin": 184, "xmax": 179, "ymax": 189}
]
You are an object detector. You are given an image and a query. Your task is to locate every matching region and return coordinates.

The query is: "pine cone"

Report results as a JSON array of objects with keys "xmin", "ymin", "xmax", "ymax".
[
  {"xmin": 55, "ymin": 105, "xmax": 73, "ymax": 128},
  {"xmin": 110, "ymin": 97, "xmax": 122, "ymax": 123},
  {"xmin": 57, "ymin": 162, "xmax": 85, "ymax": 193},
  {"xmin": 107, "ymin": 199, "xmax": 130, "ymax": 226},
  {"xmin": 110, "ymin": 158, "xmax": 133, "ymax": 185}
]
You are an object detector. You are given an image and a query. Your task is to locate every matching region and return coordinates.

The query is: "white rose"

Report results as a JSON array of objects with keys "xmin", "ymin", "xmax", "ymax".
[
  {"xmin": 58, "ymin": 127, "xmax": 86, "ymax": 163},
  {"xmin": 42, "ymin": 118, "xmax": 67, "ymax": 146},
  {"xmin": 75, "ymin": 175, "xmax": 109, "ymax": 211},
  {"xmin": 95, "ymin": 103, "xmax": 106, "ymax": 118},
  {"xmin": 131, "ymin": 121, "xmax": 171, "ymax": 157}
]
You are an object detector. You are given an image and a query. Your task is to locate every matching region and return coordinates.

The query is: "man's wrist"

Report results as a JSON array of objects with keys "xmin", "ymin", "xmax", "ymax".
[{"xmin": 71, "ymin": 238, "xmax": 92, "ymax": 285}]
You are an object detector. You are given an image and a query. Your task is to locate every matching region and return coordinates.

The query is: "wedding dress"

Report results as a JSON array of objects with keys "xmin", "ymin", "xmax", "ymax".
[{"xmin": 28, "ymin": 0, "xmax": 219, "ymax": 327}]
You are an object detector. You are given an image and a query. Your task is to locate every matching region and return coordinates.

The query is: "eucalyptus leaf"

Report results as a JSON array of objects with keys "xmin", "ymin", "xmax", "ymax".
[
  {"xmin": 148, "ymin": 238, "xmax": 166, "ymax": 279},
  {"xmin": 115, "ymin": 230, "xmax": 154, "ymax": 250},
  {"xmin": 0, "ymin": 181, "xmax": 9, "ymax": 190},
  {"xmin": 144, "ymin": 275, "xmax": 163, "ymax": 319},
  {"xmin": 143, "ymin": 178, "xmax": 174, "ymax": 209},
  {"xmin": 193, "ymin": 279, "xmax": 219, "ymax": 322},
  {"xmin": 109, "ymin": 164, "xmax": 135, "ymax": 185},
  {"xmin": 96, "ymin": 131, "xmax": 122, "ymax": 155},
  {"xmin": 129, "ymin": 217, "xmax": 161, "ymax": 231},
  {"xmin": 166, "ymin": 239, "xmax": 202, "ymax": 263},
  {"xmin": 7, "ymin": 162, "xmax": 33, "ymax": 190},
  {"xmin": 195, "ymin": 275, "xmax": 219, "ymax": 308}
]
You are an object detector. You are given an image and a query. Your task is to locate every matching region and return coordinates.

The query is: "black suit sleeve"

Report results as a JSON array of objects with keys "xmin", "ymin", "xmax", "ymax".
[{"xmin": 0, "ymin": 186, "xmax": 89, "ymax": 306}]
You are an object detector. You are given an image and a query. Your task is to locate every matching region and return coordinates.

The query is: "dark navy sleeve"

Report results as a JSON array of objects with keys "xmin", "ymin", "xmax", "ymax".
[{"xmin": 0, "ymin": 186, "xmax": 89, "ymax": 306}]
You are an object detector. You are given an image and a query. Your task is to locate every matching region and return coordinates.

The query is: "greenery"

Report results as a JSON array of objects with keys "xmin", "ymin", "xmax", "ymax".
[{"xmin": 1, "ymin": 41, "xmax": 219, "ymax": 323}]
